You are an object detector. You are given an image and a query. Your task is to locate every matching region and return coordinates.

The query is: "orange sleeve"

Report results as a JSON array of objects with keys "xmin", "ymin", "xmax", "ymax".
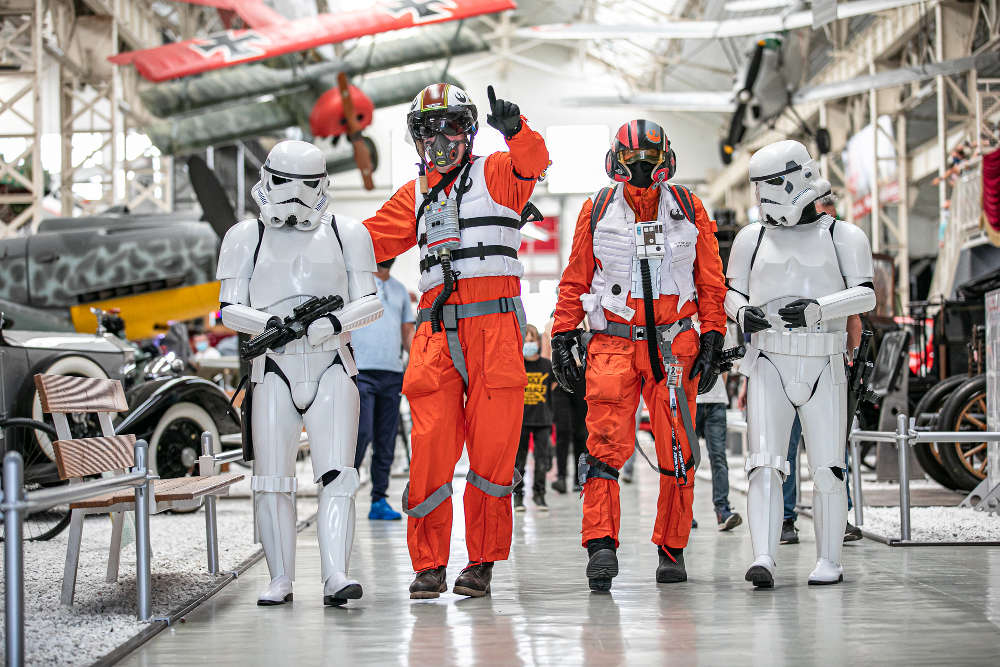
[
  {"xmin": 552, "ymin": 198, "xmax": 596, "ymax": 335},
  {"xmin": 690, "ymin": 193, "xmax": 727, "ymax": 335},
  {"xmin": 362, "ymin": 181, "xmax": 417, "ymax": 264},
  {"xmin": 483, "ymin": 118, "xmax": 550, "ymax": 213}
]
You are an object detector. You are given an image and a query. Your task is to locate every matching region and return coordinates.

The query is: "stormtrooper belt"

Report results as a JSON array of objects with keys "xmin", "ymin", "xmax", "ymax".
[
  {"xmin": 591, "ymin": 317, "xmax": 700, "ymax": 474},
  {"xmin": 415, "ymin": 296, "xmax": 527, "ymax": 385}
]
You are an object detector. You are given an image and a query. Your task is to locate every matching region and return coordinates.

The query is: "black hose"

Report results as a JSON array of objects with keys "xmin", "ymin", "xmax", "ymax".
[
  {"xmin": 639, "ymin": 258, "xmax": 665, "ymax": 384},
  {"xmin": 430, "ymin": 254, "xmax": 455, "ymax": 333}
]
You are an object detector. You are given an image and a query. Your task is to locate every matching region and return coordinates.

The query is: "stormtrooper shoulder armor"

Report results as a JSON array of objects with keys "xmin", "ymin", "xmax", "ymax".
[
  {"xmin": 217, "ymin": 219, "xmax": 261, "ymax": 281},
  {"xmin": 334, "ymin": 216, "xmax": 378, "ymax": 274},
  {"xmin": 829, "ymin": 219, "xmax": 875, "ymax": 287},
  {"xmin": 722, "ymin": 222, "xmax": 761, "ymax": 321}
]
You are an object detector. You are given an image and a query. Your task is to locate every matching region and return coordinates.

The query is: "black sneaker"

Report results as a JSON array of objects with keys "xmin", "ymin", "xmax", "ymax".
[
  {"xmin": 585, "ymin": 536, "xmax": 618, "ymax": 592},
  {"xmin": 656, "ymin": 546, "xmax": 687, "ymax": 583},
  {"xmin": 716, "ymin": 509, "xmax": 743, "ymax": 532},
  {"xmin": 533, "ymin": 493, "xmax": 549, "ymax": 511},
  {"xmin": 780, "ymin": 519, "xmax": 799, "ymax": 545},
  {"xmin": 844, "ymin": 522, "xmax": 863, "ymax": 542},
  {"xmin": 513, "ymin": 493, "xmax": 525, "ymax": 512},
  {"xmin": 552, "ymin": 477, "xmax": 568, "ymax": 494}
]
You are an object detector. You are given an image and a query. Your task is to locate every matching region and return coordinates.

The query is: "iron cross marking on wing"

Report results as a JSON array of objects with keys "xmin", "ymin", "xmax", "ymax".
[
  {"xmin": 378, "ymin": 0, "xmax": 458, "ymax": 23},
  {"xmin": 190, "ymin": 30, "xmax": 269, "ymax": 62}
]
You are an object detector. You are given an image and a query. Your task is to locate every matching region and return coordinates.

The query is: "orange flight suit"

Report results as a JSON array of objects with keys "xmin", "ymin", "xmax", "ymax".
[
  {"xmin": 363, "ymin": 120, "xmax": 549, "ymax": 572},
  {"xmin": 553, "ymin": 183, "xmax": 727, "ymax": 550}
]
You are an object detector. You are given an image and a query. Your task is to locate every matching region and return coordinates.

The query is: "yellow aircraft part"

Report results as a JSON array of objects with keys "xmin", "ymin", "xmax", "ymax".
[{"xmin": 70, "ymin": 281, "xmax": 221, "ymax": 340}]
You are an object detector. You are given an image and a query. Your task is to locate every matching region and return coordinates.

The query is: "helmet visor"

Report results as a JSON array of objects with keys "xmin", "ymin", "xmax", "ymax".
[
  {"xmin": 619, "ymin": 148, "xmax": 666, "ymax": 165},
  {"xmin": 412, "ymin": 113, "xmax": 474, "ymax": 140}
]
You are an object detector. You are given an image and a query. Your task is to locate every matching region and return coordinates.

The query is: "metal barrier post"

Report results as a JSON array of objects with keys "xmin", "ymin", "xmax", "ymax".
[
  {"xmin": 133, "ymin": 440, "xmax": 153, "ymax": 621},
  {"xmin": 896, "ymin": 413, "xmax": 911, "ymax": 541},
  {"xmin": 850, "ymin": 431, "xmax": 864, "ymax": 526},
  {"xmin": 4, "ymin": 451, "xmax": 25, "ymax": 667},
  {"xmin": 200, "ymin": 432, "xmax": 220, "ymax": 574}
]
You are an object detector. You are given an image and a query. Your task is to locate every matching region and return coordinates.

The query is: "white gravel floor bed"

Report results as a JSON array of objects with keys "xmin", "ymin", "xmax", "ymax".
[
  {"xmin": 859, "ymin": 505, "xmax": 1000, "ymax": 543},
  {"xmin": 0, "ymin": 461, "xmax": 320, "ymax": 666}
]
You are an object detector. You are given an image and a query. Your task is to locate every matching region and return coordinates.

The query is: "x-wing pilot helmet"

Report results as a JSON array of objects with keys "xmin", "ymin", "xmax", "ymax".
[
  {"xmin": 406, "ymin": 83, "xmax": 478, "ymax": 173},
  {"xmin": 253, "ymin": 140, "xmax": 330, "ymax": 231},
  {"xmin": 749, "ymin": 140, "xmax": 831, "ymax": 227}
]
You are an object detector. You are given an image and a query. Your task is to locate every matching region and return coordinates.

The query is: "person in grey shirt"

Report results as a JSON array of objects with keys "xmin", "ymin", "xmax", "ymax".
[{"xmin": 352, "ymin": 258, "xmax": 415, "ymax": 520}]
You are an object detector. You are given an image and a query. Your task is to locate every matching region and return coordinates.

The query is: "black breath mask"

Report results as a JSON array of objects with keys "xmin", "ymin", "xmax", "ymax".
[
  {"xmin": 425, "ymin": 133, "xmax": 467, "ymax": 170},
  {"xmin": 628, "ymin": 161, "xmax": 656, "ymax": 189}
]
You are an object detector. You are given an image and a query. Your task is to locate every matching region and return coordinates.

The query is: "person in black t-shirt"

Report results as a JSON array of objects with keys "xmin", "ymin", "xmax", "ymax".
[{"xmin": 515, "ymin": 324, "xmax": 554, "ymax": 511}]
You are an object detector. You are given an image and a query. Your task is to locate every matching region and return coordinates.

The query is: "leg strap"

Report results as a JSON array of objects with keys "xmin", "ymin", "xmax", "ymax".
[
  {"xmin": 402, "ymin": 481, "xmax": 453, "ymax": 518},
  {"xmin": 745, "ymin": 453, "xmax": 791, "ymax": 477},
  {"xmin": 578, "ymin": 453, "xmax": 619, "ymax": 483},
  {"xmin": 672, "ymin": 383, "xmax": 701, "ymax": 470},
  {"xmin": 466, "ymin": 468, "xmax": 522, "ymax": 497},
  {"xmin": 252, "ymin": 475, "xmax": 298, "ymax": 493}
]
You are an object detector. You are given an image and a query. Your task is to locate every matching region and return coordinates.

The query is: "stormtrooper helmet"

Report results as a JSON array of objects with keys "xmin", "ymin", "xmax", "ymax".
[
  {"xmin": 748, "ymin": 140, "xmax": 831, "ymax": 227},
  {"xmin": 252, "ymin": 140, "xmax": 329, "ymax": 230}
]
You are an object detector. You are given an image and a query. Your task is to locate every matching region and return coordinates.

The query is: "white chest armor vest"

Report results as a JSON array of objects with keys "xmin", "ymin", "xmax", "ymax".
[
  {"xmin": 749, "ymin": 217, "xmax": 848, "ymax": 356},
  {"xmin": 413, "ymin": 157, "xmax": 523, "ymax": 293},
  {"xmin": 249, "ymin": 217, "xmax": 350, "ymax": 321},
  {"xmin": 581, "ymin": 183, "xmax": 699, "ymax": 330}
]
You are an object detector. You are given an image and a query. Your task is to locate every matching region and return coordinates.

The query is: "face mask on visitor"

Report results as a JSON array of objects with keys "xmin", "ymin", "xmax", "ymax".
[{"xmin": 523, "ymin": 341, "xmax": 539, "ymax": 357}]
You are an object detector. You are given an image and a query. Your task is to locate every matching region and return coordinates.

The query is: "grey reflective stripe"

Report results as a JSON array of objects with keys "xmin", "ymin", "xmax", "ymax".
[
  {"xmin": 673, "ymin": 382, "xmax": 700, "ymax": 470},
  {"xmin": 466, "ymin": 468, "xmax": 522, "ymax": 497},
  {"xmin": 402, "ymin": 481, "xmax": 453, "ymax": 518},
  {"xmin": 414, "ymin": 296, "xmax": 527, "ymax": 384}
]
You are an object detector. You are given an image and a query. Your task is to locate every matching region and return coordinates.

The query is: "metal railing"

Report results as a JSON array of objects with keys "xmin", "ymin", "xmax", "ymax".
[
  {"xmin": 849, "ymin": 413, "xmax": 1000, "ymax": 542},
  {"xmin": 1, "ymin": 441, "xmax": 154, "ymax": 667}
]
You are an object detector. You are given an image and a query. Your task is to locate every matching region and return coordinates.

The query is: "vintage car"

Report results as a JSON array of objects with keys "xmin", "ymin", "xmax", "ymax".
[{"xmin": 0, "ymin": 313, "xmax": 240, "ymax": 540}]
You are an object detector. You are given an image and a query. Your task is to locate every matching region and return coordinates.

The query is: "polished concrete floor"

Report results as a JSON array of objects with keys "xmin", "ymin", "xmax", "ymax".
[{"xmin": 120, "ymin": 466, "xmax": 1000, "ymax": 666}]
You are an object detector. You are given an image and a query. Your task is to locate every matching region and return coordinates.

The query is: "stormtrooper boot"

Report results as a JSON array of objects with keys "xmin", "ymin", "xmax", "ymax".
[
  {"xmin": 808, "ymin": 467, "xmax": 847, "ymax": 585},
  {"xmin": 744, "ymin": 465, "xmax": 784, "ymax": 589},
  {"xmin": 318, "ymin": 472, "xmax": 363, "ymax": 606},
  {"xmin": 255, "ymin": 488, "xmax": 297, "ymax": 605}
]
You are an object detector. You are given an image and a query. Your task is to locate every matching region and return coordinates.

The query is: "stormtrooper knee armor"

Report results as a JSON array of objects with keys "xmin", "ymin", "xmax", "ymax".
[
  {"xmin": 216, "ymin": 140, "xmax": 383, "ymax": 606},
  {"xmin": 726, "ymin": 140, "xmax": 875, "ymax": 586}
]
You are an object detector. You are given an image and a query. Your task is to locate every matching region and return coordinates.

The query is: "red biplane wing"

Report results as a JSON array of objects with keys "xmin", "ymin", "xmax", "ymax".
[{"xmin": 111, "ymin": 0, "xmax": 516, "ymax": 82}]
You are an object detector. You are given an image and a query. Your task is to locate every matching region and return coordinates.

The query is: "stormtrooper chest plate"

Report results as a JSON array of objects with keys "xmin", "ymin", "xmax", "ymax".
[
  {"xmin": 249, "ymin": 224, "xmax": 349, "ymax": 317},
  {"xmin": 748, "ymin": 224, "xmax": 845, "ymax": 310}
]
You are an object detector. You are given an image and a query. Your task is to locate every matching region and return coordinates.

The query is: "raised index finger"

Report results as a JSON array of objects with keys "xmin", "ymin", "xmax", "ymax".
[{"xmin": 487, "ymin": 85, "xmax": 497, "ymax": 109}]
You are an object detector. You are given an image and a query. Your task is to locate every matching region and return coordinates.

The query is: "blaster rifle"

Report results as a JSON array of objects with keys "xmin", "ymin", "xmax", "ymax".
[
  {"xmin": 239, "ymin": 294, "xmax": 344, "ymax": 361},
  {"xmin": 846, "ymin": 330, "xmax": 879, "ymax": 424},
  {"xmin": 717, "ymin": 344, "xmax": 746, "ymax": 373}
]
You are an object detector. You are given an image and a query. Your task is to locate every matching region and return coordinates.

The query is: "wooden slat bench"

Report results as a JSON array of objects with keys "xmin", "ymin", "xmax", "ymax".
[{"xmin": 34, "ymin": 373, "xmax": 245, "ymax": 606}]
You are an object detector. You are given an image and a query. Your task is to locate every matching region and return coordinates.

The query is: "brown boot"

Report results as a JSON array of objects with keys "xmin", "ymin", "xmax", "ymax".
[
  {"xmin": 453, "ymin": 562, "xmax": 493, "ymax": 597},
  {"xmin": 409, "ymin": 566, "xmax": 447, "ymax": 599}
]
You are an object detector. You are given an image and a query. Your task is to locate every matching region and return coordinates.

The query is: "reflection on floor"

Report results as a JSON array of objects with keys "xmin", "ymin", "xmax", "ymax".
[{"xmin": 120, "ymin": 465, "xmax": 1000, "ymax": 666}]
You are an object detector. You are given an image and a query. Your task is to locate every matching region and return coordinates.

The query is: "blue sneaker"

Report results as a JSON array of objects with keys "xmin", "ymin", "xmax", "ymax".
[{"xmin": 368, "ymin": 498, "xmax": 402, "ymax": 521}]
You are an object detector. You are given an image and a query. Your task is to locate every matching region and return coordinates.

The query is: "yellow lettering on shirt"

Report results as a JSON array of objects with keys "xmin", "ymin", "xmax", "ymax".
[{"xmin": 524, "ymin": 371, "xmax": 550, "ymax": 405}]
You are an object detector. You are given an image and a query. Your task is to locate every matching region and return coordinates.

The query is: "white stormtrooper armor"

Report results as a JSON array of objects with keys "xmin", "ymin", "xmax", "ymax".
[
  {"xmin": 726, "ymin": 140, "xmax": 875, "ymax": 587},
  {"xmin": 217, "ymin": 140, "xmax": 383, "ymax": 606}
]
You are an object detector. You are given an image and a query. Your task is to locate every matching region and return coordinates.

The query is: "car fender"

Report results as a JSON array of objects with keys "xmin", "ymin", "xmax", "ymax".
[{"xmin": 118, "ymin": 376, "xmax": 240, "ymax": 441}]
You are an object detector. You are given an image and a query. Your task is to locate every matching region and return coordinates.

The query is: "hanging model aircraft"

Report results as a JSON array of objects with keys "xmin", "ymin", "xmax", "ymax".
[
  {"xmin": 514, "ymin": 0, "xmax": 925, "ymax": 41},
  {"xmin": 110, "ymin": 0, "xmax": 516, "ymax": 82},
  {"xmin": 563, "ymin": 37, "xmax": 1000, "ymax": 164}
]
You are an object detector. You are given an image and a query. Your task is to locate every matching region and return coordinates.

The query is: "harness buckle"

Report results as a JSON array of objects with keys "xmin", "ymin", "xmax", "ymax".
[
  {"xmin": 633, "ymin": 326, "xmax": 647, "ymax": 341},
  {"xmin": 498, "ymin": 297, "xmax": 512, "ymax": 314},
  {"xmin": 441, "ymin": 305, "xmax": 459, "ymax": 331}
]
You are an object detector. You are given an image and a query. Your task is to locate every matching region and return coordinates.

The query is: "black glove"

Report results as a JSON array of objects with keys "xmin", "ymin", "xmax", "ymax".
[
  {"xmin": 778, "ymin": 298, "xmax": 821, "ymax": 328},
  {"xmin": 740, "ymin": 306, "xmax": 771, "ymax": 334},
  {"xmin": 551, "ymin": 330, "xmax": 583, "ymax": 392},
  {"xmin": 486, "ymin": 85, "xmax": 522, "ymax": 139},
  {"xmin": 689, "ymin": 330, "xmax": 725, "ymax": 395}
]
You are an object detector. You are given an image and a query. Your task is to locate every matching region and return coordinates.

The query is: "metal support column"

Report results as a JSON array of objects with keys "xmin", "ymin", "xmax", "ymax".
[
  {"xmin": 4, "ymin": 452, "xmax": 25, "ymax": 667},
  {"xmin": 896, "ymin": 413, "xmax": 911, "ymax": 541},
  {"xmin": 868, "ymin": 50, "xmax": 881, "ymax": 253},
  {"xmin": 896, "ymin": 114, "xmax": 910, "ymax": 315},
  {"xmin": 935, "ymin": 2, "xmax": 948, "ymax": 241},
  {"xmin": 133, "ymin": 440, "xmax": 152, "ymax": 621}
]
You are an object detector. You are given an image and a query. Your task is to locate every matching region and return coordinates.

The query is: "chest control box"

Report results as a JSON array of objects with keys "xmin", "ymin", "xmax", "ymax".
[
  {"xmin": 424, "ymin": 198, "xmax": 461, "ymax": 254},
  {"xmin": 634, "ymin": 222, "xmax": 665, "ymax": 259}
]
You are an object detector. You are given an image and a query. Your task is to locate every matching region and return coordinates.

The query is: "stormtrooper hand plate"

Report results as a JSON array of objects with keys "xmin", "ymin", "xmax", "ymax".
[{"xmin": 778, "ymin": 299, "xmax": 821, "ymax": 328}]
